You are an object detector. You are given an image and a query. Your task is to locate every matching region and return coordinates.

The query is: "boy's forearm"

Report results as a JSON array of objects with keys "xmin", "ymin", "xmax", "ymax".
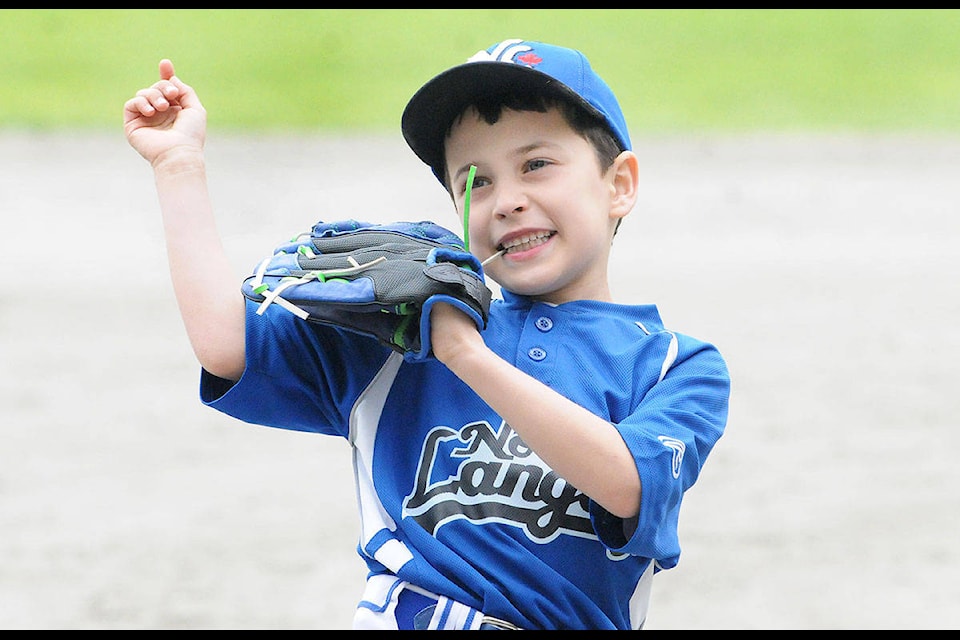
[
  {"xmin": 444, "ymin": 337, "xmax": 641, "ymax": 519},
  {"xmin": 154, "ymin": 151, "xmax": 246, "ymax": 381}
]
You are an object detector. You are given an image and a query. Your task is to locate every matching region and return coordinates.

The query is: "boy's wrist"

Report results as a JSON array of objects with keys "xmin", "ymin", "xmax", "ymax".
[
  {"xmin": 438, "ymin": 330, "xmax": 493, "ymax": 379},
  {"xmin": 152, "ymin": 145, "xmax": 206, "ymax": 175}
]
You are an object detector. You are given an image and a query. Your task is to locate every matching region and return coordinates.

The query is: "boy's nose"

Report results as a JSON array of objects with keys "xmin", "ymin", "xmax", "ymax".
[{"xmin": 492, "ymin": 182, "xmax": 528, "ymax": 218}]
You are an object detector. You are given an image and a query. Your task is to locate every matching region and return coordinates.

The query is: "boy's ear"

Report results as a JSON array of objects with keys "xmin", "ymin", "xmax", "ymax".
[{"xmin": 608, "ymin": 150, "xmax": 640, "ymax": 221}]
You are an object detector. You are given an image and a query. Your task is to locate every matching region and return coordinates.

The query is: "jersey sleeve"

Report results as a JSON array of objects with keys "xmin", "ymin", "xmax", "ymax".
[
  {"xmin": 199, "ymin": 296, "xmax": 393, "ymax": 436},
  {"xmin": 591, "ymin": 332, "xmax": 730, "ymax": 568}
]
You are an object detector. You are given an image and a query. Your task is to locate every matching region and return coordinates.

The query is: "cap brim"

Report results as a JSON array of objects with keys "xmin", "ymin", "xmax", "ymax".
[{"xmin": 401, "ymin": 61, "xmax": 592, "ymax": 185}]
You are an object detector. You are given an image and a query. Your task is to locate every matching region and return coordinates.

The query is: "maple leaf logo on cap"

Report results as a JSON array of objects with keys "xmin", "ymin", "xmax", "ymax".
[{"xmin": 516, "ymin": 52, "xmax": 543, "ymax": 67}]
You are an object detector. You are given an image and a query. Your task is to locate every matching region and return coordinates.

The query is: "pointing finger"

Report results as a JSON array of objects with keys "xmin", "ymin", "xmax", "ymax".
[{"xmin": 159, "ymin": 58, "xmax": 175, "ymax": 81}]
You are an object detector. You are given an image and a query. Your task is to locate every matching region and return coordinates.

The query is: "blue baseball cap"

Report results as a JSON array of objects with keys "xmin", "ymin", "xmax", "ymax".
[{"xmin": 401, "ymin": 39, "xmax": 632, "ymax": 187}]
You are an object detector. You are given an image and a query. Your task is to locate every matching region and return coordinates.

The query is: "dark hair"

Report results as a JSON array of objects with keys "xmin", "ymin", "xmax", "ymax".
[{"xmin": 440, "ymin": 91, "xmax": 623, "ymax": 189}]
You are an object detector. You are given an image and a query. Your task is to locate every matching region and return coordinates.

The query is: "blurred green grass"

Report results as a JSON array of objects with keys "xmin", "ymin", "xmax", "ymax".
[{"xmin": 2, "ymin": 9, "xmax": 958, "ymax": 133}]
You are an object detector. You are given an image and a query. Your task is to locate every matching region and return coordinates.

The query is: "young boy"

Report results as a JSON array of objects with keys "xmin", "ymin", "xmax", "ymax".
[{"xmin": 123, "ymin": 38, "xmax": 729, "ymax": 630}]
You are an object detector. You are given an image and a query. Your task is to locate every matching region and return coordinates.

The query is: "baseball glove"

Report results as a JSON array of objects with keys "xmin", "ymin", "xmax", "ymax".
[{"xmin": 241, "ymin": 219, "xmax": 492, "ymax": 362}]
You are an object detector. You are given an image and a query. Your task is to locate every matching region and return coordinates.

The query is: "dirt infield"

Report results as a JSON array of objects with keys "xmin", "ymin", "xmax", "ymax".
[{"xmin": 1, "ymin": 131, "xmax": 958, "ymax": 629}]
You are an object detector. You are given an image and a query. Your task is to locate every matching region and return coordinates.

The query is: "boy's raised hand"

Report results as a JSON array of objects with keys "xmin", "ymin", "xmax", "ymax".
[{"xmin": 123, "ymin": 59, "xmax": 207, "ymax": 165}]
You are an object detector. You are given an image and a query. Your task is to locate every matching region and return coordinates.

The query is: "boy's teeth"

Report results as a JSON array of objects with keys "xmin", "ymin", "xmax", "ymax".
[{"xmin": 503, "ymin": 231, "xmax": 553, "ymax": 252}]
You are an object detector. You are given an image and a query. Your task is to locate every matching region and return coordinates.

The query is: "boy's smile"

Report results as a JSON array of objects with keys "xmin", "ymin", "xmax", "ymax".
[
  {"xmin": 497, "ymin": 229, "xmax": 557, "ymax": 256},
  {"xmin": 445, "ymin": 107, "xmax": 635, "ymax": 305}
]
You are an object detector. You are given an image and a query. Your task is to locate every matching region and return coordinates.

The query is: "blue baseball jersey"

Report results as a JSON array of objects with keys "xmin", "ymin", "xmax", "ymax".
[{"xmin": 200, "ymin": 289, "xmax": 729, "ymax": 630}]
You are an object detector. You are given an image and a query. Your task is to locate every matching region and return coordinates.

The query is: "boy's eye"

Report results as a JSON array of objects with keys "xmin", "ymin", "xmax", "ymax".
[
  {"xmin": 460, "ymin": 175, "xmax": 488, "ymax": 195},
  {"xmin": 525, "ymin": 158, "xmax": 549, "ymax": 172}
]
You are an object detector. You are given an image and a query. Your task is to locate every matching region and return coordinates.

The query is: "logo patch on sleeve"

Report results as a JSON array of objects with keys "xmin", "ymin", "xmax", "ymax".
[{"xmin": 657, "ymin": 436, "xmax": 685, "ymax": 479}]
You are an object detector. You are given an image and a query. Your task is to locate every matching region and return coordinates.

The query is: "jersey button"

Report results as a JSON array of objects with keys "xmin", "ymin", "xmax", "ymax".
[
  {"xmin": 527, "ymin": 347, "xmax": 547, "ymax": 361},
  {"xmin": 534, "ymin": 316, "xmax": 554, "ymax": 332}
]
